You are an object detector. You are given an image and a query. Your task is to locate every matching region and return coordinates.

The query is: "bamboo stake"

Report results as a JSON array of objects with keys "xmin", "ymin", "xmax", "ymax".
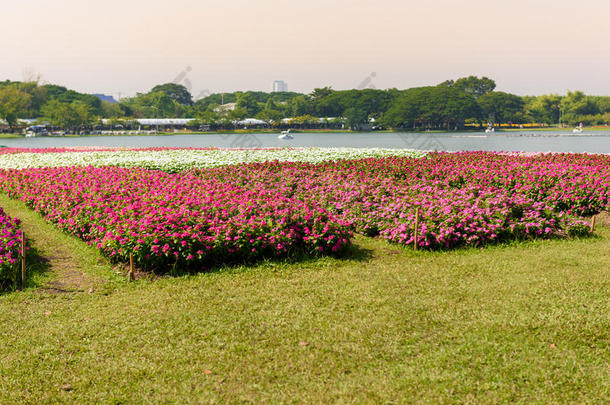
[
  {"xmin": 590, "ymin": 215, "xmax": 596, "ymax": 233},
  {"xmin": 128, "ymin": 252, "xmax": 135, "ymax": 282},
  {"xmin": 414, "ymin": 207, "xmax": 420, "ymax": 251},
  {"xmin": 21, "ymin": 231, "xmax": 26, "ymax": 290}
]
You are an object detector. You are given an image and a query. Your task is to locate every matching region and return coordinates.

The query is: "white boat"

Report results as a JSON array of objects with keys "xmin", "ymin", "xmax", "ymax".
[
  {"xmin": 278, "ymin": 129, "xmax": 293, "ymax": 140},
  {"xmin": 485, "ymin": 127, "xmax": 495, "ymax": 133},
  {"xmin": 573, "ymin": 123, "xmax": 584, "ymax": 133}
]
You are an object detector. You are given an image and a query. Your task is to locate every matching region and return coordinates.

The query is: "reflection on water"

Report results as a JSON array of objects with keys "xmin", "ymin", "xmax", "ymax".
[{"xmin": 1, "ymin": 131, "xmax": 609, "ymax": 153}]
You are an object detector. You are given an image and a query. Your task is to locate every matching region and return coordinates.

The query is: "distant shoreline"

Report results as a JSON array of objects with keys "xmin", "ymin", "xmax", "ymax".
[{"xmin": 3, "ymin": 126, "xmax": 610, "ymax": 139}]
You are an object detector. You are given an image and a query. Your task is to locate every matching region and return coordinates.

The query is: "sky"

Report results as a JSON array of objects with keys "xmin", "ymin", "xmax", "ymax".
[{"xmin": 2, "ymin": 0, "xmax": 609, "ymax": 98}]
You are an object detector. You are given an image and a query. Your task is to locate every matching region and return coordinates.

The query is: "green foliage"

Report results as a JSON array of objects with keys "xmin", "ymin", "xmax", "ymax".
[
  {"xmin": 100, "ymin": 101, "xmax": 124, "ymax": 118},
  {"xmin": 0, "ymin": 87, "xmax": 31, "ymax": 127},
  {"xmin": 560, "ymin": 91, "xmax": 600, "ymax": 124},
  {"xmin": 3, "ymin": 77, "xmax": 610, "ymax": 128},
  {"xmin": 41, "ymin": 99, "xmax": 94, "ymax": 129},
  {"xmin": 344, "ymin": 107, "xmax": 369, "ymax": 129},
  {"xmin": 290, "ymin": 114, "xmax": 317, "ymax": 125},
  {"xmin": 452, "ymin": 76, "xmax": 496, "ymax": 98},
  {"xmin": 235, "ymin": 92, "xmax": 262, "ymax": 116},
  {"xmin": 120, "ymin": 91, "xmax": 188, "ymax": 118},
  {"xmin": 150, "ymin": 83, "xmax": 193, "ymax": 105},
  {"xmin": 258, "ymin": 98, "xmax": 283, "ymax": 122},
  {"xmin": 310, "ymin": 86, "xmax": 333, "ymax": 100},
  {"xmin": 524, "ymin": 94, "xmax": 562, "ymax": 124},
  {"xmin": 478, "ymin": 91, "xmax": 526, "ymax": 124},
  {"xmin": 195, "ymin": 109, "xmax": 221, "ymax": 124},
  {"xmin": 194, "ymin": 93, "xmax": 237, "ymax": 111},
  {"xmin": 41, "ymin": 84, "xmax": 103, "ymax": 115},
  {"xmin": 194, "ymin": 91, "xmax": 300, "ymax": 113},
  {"xmin": 380, "ymin": 86, "xmax": 481, "ymax": 129},
  {"xmin": 289, "ymin": 95, "xmax": 311, "ymax": 117}
]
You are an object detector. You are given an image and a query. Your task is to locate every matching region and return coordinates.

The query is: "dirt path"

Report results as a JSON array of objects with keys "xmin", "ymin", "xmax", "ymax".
[
  {"xmin": 31, "ymin": 245, "xmax": 100, "ymax": 294},
  {"xmin": 1, "ymin": 196, "xmax": 104, "ymax": 293}
]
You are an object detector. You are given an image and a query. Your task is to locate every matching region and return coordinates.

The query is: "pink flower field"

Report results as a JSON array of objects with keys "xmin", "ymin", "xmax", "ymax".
[
  {"xmin": 191, "ymin": 152, "xmax": 609, "ymax": 249},
  {"xmin": 0, "ymin": 166, "xmax": 352, "ymax": 272},
  {"xmin": 0, "ymin": 151, "xmax": 607, "ymax": 273},
  {"xmin": 0, "ymin": 207, "xmax": 24, "ymax": 284}
]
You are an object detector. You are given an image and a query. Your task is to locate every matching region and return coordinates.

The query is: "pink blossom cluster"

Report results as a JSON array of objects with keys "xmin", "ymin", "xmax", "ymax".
[
  {"xmin": 0, "ymin": 151, "xmax": 606, "ymax": 274},
  {"xmin": 190, "ymin": 152, "xmax": 608, "ymax": 249},
  {"xmin": 0, "ymin": 167, "xmax": 352, "ymax": 272},
  {"xmin": 0, "ymin": 207, "xmax": 24, "ymax": 283}
]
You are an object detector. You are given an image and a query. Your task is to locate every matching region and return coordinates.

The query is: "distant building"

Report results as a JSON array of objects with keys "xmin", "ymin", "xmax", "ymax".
[
  {"xmin": 272, "ymin": 80, "xmax": 288, "ymax": 93},
  {"xmin": 92, "ymin": 94, "xmax": 118, "ymax": 103},
  {"xmin": 234, "ymin": 118, "xmax": 267, "ymax": 126},
  {"xmin": 135, "ymin": 118, "xmax": 195, "ymax": 126},
  {"xmin": 214, "ymin": 102, "xmax": 237, "ymax": 113}
]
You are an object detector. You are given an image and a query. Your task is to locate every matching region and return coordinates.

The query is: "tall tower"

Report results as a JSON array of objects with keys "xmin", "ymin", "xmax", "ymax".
[{"xmin": 272, "ymin": 80, "xmax": 288, "ymax": 92}]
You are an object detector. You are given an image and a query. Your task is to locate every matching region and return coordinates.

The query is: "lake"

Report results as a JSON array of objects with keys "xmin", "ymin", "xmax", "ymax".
[{"xmin": 2, "ymin": 131, "xmax": 610, "ymax": 153}]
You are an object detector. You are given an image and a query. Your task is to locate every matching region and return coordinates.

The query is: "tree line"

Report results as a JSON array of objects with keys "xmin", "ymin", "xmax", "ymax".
[{"xmin": 1, "ymin": 77, "xmax": 610, "ymax": 131}]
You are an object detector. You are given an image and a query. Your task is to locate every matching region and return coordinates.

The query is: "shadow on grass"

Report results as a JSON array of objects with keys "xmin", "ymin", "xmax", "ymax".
[
  {"xmin": 381, "ymin": 228, "xmax": 605, "ymax": 259},
  {"xmin": 269, "ymin": 242, "xmax": 375, "ymax": 266},
  {"xmin": 0, "ymin": 244, "xmax": 53, "ymax": 294},
  {"xmin": 136, "ymin": 242, "xmax": 375, "ymax": 279}
]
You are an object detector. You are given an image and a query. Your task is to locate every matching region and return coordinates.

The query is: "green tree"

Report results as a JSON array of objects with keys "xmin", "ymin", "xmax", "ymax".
[
  {"xmin": 447, "ymin": 76, "xmax": 496, "ymax": 98},
  {"xmin": 560, "ymin": 91, "xmax": 599, "ymax": 124},
  {"xmin": 477, "ymin": 92, "xmax": 525, "ymax": 124},
  {"xmin": 0, "ymin": 87, "xmax": 31, "ymax": 129},
  {"xmin": 13, "ymin": 81, "xmax": 46, "ymax": 117},
  {"xmin": 290, "ymin": 95, "xmax": 311, "ymax": 116},
  {"xmin": 196, "ymin": 109, "xmax": 221, "ymax": 124},
  {"xmin": 120, "ymin": 91, "xmax": 181, "ymax": 118},
  {"xmin": 380, "ymin": 86, "xmax": 480, "ymax": 129},
  {"xmin": 290, "ymin": 115, "xmax": 317, "ymax": 127},
  {"xmin": 228, "ymin": 106, "xmax": 248, "ymax": 121},
  {"xmin": 344, "ymin": 107, "xmax": 369, "ymax": 130},
  {"xmin": 153, "ymin": 92, "xmax": 178, "ymax": 117},
  {"xmin": 590, "ymin": 96, "xmax": 610, "ymax": 113},
  {"xmin": 524, "ymin": 94, "xmax": 562, "ymax": 124},
  {"xmin": 41, "ymin": 84, "xmax": 103, "ymax": 115},
  {"xmin": 310, "ymin": 87, "xmax": 333, "ymax": 100},
  {"xmin": 42, "ymin": 100, "xmax": 93, "ymax": 129},
  {"xmin": 150, "ymin": 83, "xmax": 193, "ymax": 105},
  {"xmin": 257, "ymin": 98, "xmax": 283, "ymax": 122},
  {"xmin": 236, "ymin": 92, "xmax": 262, "ymax": 116},
  {"xmin": 101, "ymin": 101, "xmax": 124, "ymax": 118}
]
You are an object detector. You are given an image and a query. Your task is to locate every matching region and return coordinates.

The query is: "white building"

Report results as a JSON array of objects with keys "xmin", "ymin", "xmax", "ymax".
[
  {"xmin": 234, "ymin": 118, "xmax": 267, "ymax": 126},
  {"xmin": 272, "ymin": 80, "xmax": 288, "ymax": 92},
  {"xmin": 214, "ymin": 102, "xmax": 237, "ymax": 113}
]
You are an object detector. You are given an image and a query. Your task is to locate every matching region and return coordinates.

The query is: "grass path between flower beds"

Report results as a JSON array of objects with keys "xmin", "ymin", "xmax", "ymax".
[
  {"xmin": 0, "ymin": 194, "xmax": 122, "ymax": 293},
  {"xmin": 0, "ymin": 195, "xmax": 608, "ymax": 403}
]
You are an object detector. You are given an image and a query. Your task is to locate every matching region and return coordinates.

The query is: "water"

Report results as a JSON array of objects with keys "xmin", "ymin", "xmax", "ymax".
[{"xmin": 2, "ymin": 131, "xmax": 610, "ymax": 153}]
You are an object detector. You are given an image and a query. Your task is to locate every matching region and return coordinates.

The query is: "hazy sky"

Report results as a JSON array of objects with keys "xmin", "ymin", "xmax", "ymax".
[{"xmin": 2, "ymin": 0, "xmax": 609, "ymax": 98}]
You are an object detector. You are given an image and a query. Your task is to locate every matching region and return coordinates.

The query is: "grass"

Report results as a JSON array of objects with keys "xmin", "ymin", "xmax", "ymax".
[
  {"xmin": 0, "ymin": 197, "xmax": 608, "ymax": 403},
  {"xmin": 0, "ymin": 133, "xmax": 22, "ymax": 139},
  {"xmin": 0, "ymin": 194, "xmax": 123, "ymax": 291}
]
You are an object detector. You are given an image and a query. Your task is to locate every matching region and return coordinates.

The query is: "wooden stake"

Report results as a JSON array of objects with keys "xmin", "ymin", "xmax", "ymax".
[
  {"xmin": 414, "ymin": 207, "xmax": 420, "ymax": 251},
  {"xmin": 128, "ymin": 252, "xmax": 135, "ymax": 282},
  {"xmin": 590, "ymin": 215, "xmax": 596, "ymax": 233},
  {"xmin": 21, "ymin": 231, "xmax": 26, "ymax": 290}
]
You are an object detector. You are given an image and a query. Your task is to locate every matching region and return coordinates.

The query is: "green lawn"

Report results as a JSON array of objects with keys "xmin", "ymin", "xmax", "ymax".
[
  {"xmin": 0, "ymin": 200, "xmax": 608, "ymax": 403},
  {"xmin": 0, "ymin": 133, "xmax": 22, "ymax": 138}
]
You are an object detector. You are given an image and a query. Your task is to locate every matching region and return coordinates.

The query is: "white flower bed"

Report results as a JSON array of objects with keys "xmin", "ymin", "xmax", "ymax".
[{"xmin": 0, "ymin": 148, "xmax": 427, "ymax": 172}]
